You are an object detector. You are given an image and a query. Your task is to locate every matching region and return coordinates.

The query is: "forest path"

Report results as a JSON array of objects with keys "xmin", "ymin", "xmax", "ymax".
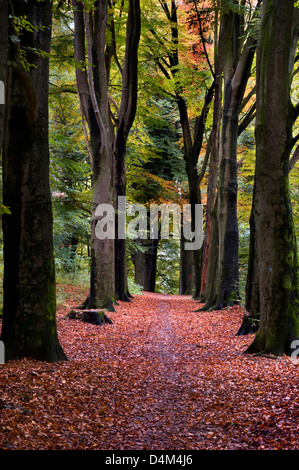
[
  {"xmin": 58, "ymin": 291, "xmax": 299, "ymax": 450},
  {"xmin": 1, "ymin": 291, "xmax": 298, "ymax": 451}
]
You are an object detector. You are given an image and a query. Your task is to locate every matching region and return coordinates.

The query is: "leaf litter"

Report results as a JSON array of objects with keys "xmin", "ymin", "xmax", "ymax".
[{"xmin": 0, "ymin": 287, "xmax": 298, "ymax": 450}]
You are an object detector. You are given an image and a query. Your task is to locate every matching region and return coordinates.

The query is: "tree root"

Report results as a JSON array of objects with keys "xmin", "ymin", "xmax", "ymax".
[
  {"xmin": 65, "ymin": 309, "xmax": 113, "ymax": 326},
  {"xmin": 236, "ymin": 310, "xmax": 259, "ymax": 336}
]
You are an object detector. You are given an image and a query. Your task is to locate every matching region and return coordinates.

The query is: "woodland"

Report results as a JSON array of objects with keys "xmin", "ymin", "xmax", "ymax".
[{"xmin": 0, "ymin": 0, "xmax": 299, "ymax": 452}]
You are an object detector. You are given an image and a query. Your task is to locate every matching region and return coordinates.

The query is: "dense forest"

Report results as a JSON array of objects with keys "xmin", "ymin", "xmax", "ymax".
[
  {"xmin": 0, "ymin": 0, "xmax": 299, "ymax": 361},
  {"xmin": 0, "ymin": 0, "xmax": 299, "ymax": 453}
]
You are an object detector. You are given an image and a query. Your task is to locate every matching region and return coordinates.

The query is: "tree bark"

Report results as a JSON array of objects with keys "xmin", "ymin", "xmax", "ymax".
[
  {"xmin": 1, "ymin": 0, "xmax": 67, "ymax": 362},
  {"xmin": 133, "ymin": 238, "xmax": 159, "ymax": 292},
  {"xmin": 236, "ymin": 207, "xmax": 260, "ymax": 335},
  {"xmin": 198, "ymin": 194, "xmax": 219, "ymax": 310},
  {"xmin": 199, "ymin": 8, "xmax": 223, "ymax": 304},
  {"xmin": 114, "ymin": 0, "xmax": 141, "ymax": 301},
  {"xmin": 179, "ymin": 236, "xmax": 195, "ymax": 295},
  {"xmin": 244, "ymin": 0, "xmax": 299, "ymax": 356}
]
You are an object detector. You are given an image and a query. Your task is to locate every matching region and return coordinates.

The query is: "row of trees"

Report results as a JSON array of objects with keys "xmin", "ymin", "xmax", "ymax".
[{"xmin": 0, "ymin": 0, "xmax": 298, "ymax": 361}]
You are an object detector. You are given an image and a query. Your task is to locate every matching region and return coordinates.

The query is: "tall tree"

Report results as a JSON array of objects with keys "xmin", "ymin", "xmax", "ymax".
[
  {"xmin": 1, "ymin": 0, "xmax": 67, "ymax": 361},
  {"xmin": 113, "ymin": 0, "xmax": 141, "ymax": 301},
  {"xmin": 199, "ymin": 0, "xmax": 223, "ymax": 302},
  {"xmin": 73, "ymin": 0, "xmax": 140, "ymax": 309},
  {"xmin": 73, "ymin": 0, "xmax": 115, "ymax": 310},
  {"xmin": 201, "ymin": 0, "xmax": 260, "ymax": 310},
  {"xmin": 241, "ymin": 0, "xmax": 299, "ymax": 355}
]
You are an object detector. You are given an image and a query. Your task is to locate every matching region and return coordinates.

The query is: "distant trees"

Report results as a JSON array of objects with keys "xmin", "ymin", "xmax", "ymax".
[{"xmin": 127, "ymin": 98, "xmax": 186, "ymax": 293}]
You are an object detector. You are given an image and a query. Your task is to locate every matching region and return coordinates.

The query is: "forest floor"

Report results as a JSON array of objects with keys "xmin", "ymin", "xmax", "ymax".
[{"xmin": 0, "ymin": 285, "xmax": 298, "ymax": 451}]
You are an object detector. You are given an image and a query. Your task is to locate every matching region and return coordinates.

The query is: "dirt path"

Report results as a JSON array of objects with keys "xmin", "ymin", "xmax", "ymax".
[{"xmin": 0, "ymin": 291, "xmax": 298, "ymax": 450}]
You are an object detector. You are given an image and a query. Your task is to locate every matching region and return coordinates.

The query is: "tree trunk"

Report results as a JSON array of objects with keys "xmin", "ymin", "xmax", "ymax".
[
  {"xmin": 133, "ymin": 242, "xmax": 145, "ymax": 288},
  {"xmin": 199, "ymin": 13, "xmax": 223, "ymax": 303},
  {"xmin": 89, "ymin": 146, "xmax": 115, "ymax": 311},
  {"xmin": 236, "ymin": 208, "xmax": 260, "ymax": 335},
  {"xmin": 1, "ymin": 0, "xmax": 67, "ymax": 362},
  {"xmin": 185, "ymin": 167, "xmax": 202, "ymax": 299},
  {"xmin": 0, "ymin": 0, "xmax": 8, "ymax": 152},
  {"xmin": 146, "ymin": 239, "xmax": 159, "ymax": 292},
  {"xmin": 133, "ymin": 238, "xmax": 158, "ymax": 292},
  {"xmin": 179, "ymin": 236, "xmax": 194, "ymax": 295},
  {"xmin": 114, "ymin": 0, "xmax": 141, "ymax": 301},
  {"xmin": 215, "ymin": 77, "xmax": 240, "ymax": 308},
  {"xmin": 244, "ymin": 0, "xmax": 299, "ymax": 356},
  {"xmin": 177, "ymin": 86, "xmax": 214, "ymax": 299},
  {"xmin": 198, "ymin": 195, "xmax": 219, "ymax": 310}
]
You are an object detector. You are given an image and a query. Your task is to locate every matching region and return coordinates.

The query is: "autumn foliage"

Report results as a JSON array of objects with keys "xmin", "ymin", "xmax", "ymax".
[{"xmin": 0, "ymin": 286, "xmax": 298, "ymax": 451}]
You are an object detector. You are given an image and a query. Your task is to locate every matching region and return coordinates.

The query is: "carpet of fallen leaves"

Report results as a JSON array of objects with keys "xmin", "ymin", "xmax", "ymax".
[{"xmin": 0, "ymin": 285, "xmax": 298, "ymax": 451}]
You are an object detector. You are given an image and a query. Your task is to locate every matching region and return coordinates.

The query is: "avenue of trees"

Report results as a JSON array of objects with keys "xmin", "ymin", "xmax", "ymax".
[{"xmin": 0, "ymin": 0, "xmax": 299, "ymax": 361}]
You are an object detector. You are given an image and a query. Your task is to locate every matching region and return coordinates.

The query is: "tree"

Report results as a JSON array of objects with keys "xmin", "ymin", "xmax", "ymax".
[
  {"xmin": 1, "ymin": 0, "xmax": 67, "ymax": 361},
  {"xmin": 198, "ymin": 0, "xmax": 223, "ymax": 303},
  {"xmin": 240, "ymin": 0, "xmax": 299, "ymax": 355},
  {"xmin": 201, "ymin": 0, "xmax": 260, "ymax": 310},
  {"xmin": 113, "ymin": 0, "xmax": 141, "ymax": 301},
  {"xmin": 73, "ymin": 0, "xmax": 141, "ymax": 309}
]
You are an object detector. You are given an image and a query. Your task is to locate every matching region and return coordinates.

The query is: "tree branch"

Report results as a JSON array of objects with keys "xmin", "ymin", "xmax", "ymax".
[
  {"xmin": 293, "ymin": 101, "xmax": 299, "ymax": 122},
  {"xmin": 238, "ymin": 102, "xmax": 256, "ymax": 136},
  {"xmin": 84, "ymin": 10, "xmax": 108, "ymax": 151},
  {"xmin": 191, "ymin": 0, "xmax": 215, "ymax": 78},
  {"xmin": 289, "ymin": 144, "xmax": 299, "ymax": 172},
  {"xmin": 197, "ymin": 140, "xmax": 211, "ymax": 184},
  {"xmin": 73, "ymin": 0, "xmax": 92, "ymax": 129},
  {"xmin": 240, "ymin": 85, "xmax": 256, "ymax": 112},
  {"xmin": 118, "ymin": 0, "xmax": 141, "ymax": 138},
  {"xmin": 108, "ymin": 0, "xmax": 123, "ymax": 75},
  {"xmin": 191, "ymin": 80, "xmax": 215, "ymax": 160}
]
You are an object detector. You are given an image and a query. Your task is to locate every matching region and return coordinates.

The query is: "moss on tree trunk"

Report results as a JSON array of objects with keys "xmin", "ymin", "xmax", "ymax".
[
  {"xmin": 1, "ymin": 0, "xmax": 67, "ymax": 362},
  {"xmin": 244, "ymin": 0, "xmax": 299, "ymax": 356}
]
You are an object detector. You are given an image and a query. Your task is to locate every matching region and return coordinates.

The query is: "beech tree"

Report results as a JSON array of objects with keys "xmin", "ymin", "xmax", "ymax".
[
  {"xmin": 198, "ymin": 0, "xmax": 223, "ymax": 306},
  {"xmin": 200, "ymin": 0, "xmax": 260, "ymax": 310},
  {"xmin": 240, "ymin": 0, "xmax": 299, "ymax": 355},
  {"xmin": 73, "ymin": 0, "xmax": 141, "ymax": 309},
  {"xmin": 1, "ymin": 0, "xmax": 67, "ymax": 361}
]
